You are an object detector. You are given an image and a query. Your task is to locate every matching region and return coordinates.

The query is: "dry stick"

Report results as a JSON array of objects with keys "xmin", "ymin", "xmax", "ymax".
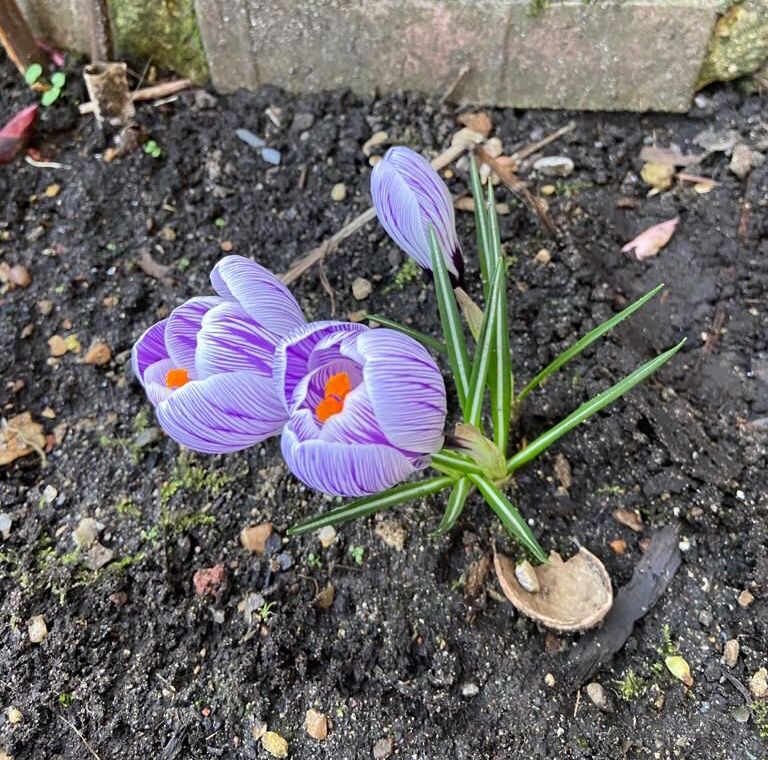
[
  {"xmin": 280, "ymin": 140, "xmax": 472, "ymax": 286},
  {"xmin": 58, "ymin": 714, "xmax": 102, "ymax": 760},
  {"xmin": 440, "ymin": 62, "xmax": 471, "ymax": 105},
  {"xmin": 87, "ymin": 0, "xmax": 112, "ymax": 63},
  {"xmin": 0, "ymin": 0, "xmax": 45, "ymax": 75},
  {"xmin": 508, "ymin": 120, "xmax": 576, "ymax": 164},
  {"xmin": 78, "ymin": 78, "xmax": 194, "ymax": 114},
  {"xmin": 476, "ymin": 145, "xmax": 558, "ymax": 236}
]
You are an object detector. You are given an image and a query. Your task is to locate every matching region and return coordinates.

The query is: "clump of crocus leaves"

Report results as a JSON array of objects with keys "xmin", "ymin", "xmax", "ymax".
[{"xmin": 132, "ymin": 146, "xmax": 683, "ymax": 562}]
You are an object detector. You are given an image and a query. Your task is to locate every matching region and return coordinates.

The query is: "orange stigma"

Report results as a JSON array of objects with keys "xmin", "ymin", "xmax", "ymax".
[
  {"xmin": 165, "ymin": 367, "xmax": 190, "ymax": 389},
  {"xmin": 316, "ymin": 371, "xmax": 352, "ymax": 423}
]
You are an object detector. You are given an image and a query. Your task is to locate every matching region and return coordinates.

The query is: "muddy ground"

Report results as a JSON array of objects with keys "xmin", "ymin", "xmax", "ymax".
[{"xmin": 0, "ymin": 52, "xmax": 766, "ymax": 759}]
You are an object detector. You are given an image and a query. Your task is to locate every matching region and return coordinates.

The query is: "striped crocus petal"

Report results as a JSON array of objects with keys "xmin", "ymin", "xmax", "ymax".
[
  {"xmin": 210, "ymin": 255, "xmax": 305, "ymax": 337},
  {"xmin": 281, "ymin": 408, "xmax": 417, "ymax": 497},
  {"xmin": 155, "ymin": 371, "xmax": 288, "ymax": 454},
  {"xmin": 131, "ymin": 319, "xmax": 169, "ymax": 387},
  {"xmin": 164, "ymin": 296, "xmax": 223, "ymax": 376},
  {"xmin": 352, "ymin": 329, "xmax": 446, "ymax": 454},
  {"xmin": 371, "ymin": 146, "xmax": 463, "ymax": 282},
  {"xmin": 195, "ymin": 301, "xmax": 281, "ymax": 378}
]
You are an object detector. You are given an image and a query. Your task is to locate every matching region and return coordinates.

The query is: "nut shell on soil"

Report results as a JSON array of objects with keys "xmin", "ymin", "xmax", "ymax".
[{"xmin": 494, "ymin": 548, "xmax": 613, "ymax": 631}]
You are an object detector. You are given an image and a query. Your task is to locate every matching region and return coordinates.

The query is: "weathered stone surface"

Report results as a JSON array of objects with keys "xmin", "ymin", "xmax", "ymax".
[
  {"xmin": 196, "ymin": 0, "xmax": 720, "ymax": 111},
  {"xmin": 17, "ymin": 0, "xmax": 91, "ymax": 53}
]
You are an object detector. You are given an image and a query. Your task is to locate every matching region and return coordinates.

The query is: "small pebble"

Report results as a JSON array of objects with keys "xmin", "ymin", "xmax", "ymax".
[
  {"xmin": 698, "ymin": 610, "xmax": 713, "ymax": 626},
  {"xmin": 460, "ymin": 682, "xmax": 480, "ymax": 698},
  {"xmin": 544, "ymin": 673, "xmax": 555, "ymax": 688},
  {"xmin": 317, "ymin": 525, "xmax": 336, "ymax": 548},
  {"xmin": 613, "ymin": 508, "xmax": 644, "ymax": 533},
  {"xmin": 331, "ymin": 183, "xmax": 347, "ymax": 202},
  {"xmin": 192, "ymin": 564, "xmax": 226, "ymax": 597},
  {"xmin": 515, "ymin": 560, "xmax": 540, "ymax": 593},
  {"xmin": 73, "ymin": 517, "xmax": 101, "ymax": 548},
  {"xmin": 586, "ymin": 682, "xmax": 611, "ymax": 712},
  {"xmin": 373, "ymin": 738, "xmax": 394, "ymax": 759},
  {"xmin": 737, "ymin": 589, "xmax": 754, "ymax": 608},
  {"xmin": 28, "ymin": 615, "xmax": 48, "ymax": 643},
  {"xmin": 534, "ymin": 248, "xmax": 551, "ymax": 264},
  {"xmin": 533, "ymin": 156, "xmax": 574, "ymax": 177},
  {"xmin": 160, "ymin": 226, "xmax": 176, "ymax": 242},
  {"xmin": 314, "ymin": 583, "xmax": 335, "ymax": 609},
  {"xmin": 540, "ymin": 184, "xmax": 556, "ymax": 195},
  {"xmin": 37, "ymin": 299, "xmax": 53, "ymax": 316},
  {"xmin": 6, "ymin": 707, "xmax": 22, "ymax": 725},
  {"xmin": 291, "ymin": 112, "xmax": 315, "ymax": 131},
  {"xmin": 723, "ymin": 639, "xmax": 739, "ymax": 667},
  {"xmin": 749, "ymin": 667, "xmax": 768, "ymax": 698},
  {"xmin": 261, "ymin": 147, "xmax": 281, "ymax": 166},
  {"xmin": 732, "ymin": 705, "xmax": 751, "ymax": 724},
  {"xmin": 0, "ymin": 513, "xmax": 11, "ymax": 540},
  {"xmin": 305, "ymin": 708, "xmax": 328, "ymax": 740},
  {"xmin": 608, "ymin": 538, "xmax": 626, "ymax": 555},
  {"xmin": 351, "ymin": 277, "xmax": 372, "ymax": 300},
  {"xmin": 375, "ymin": 518, "xmax": 406, "ymax": 551},
  {"xmin": 729, "ymin": 143, "xmax": 752, "ymax": 179},
  {"xmin": 8, "ymin": 265, "xmax": 31, "ymax": 288},
  {"xmin": 678, "ymin": 537, "xmax": 691, "ymax": 552},
  {"xmin": 261, "ymin": 731, "xmax": 288, "ymax": 758},
  {"xmin": 48, "ymin": 335, "xmax": 67, "ymax": 357},
  {"xmin": 235, "ymin": 128, "xmax": 265, "ymax": 149},
  {"xmin": 240, "ymin": 523, "xmax": 272, "ymax": 555},
  {"xmin": 84, "ymin": 340, "xmax": 112, "ymax": 365}
]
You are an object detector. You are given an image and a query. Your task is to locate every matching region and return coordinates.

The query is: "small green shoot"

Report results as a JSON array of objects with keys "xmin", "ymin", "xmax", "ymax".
[
  {"xmin": 58, "ymin": 692, "xmax": 75, "ymax": 708},
  {"xmin": 214, "ymin": 217, "xmax": 227, "ymax": 229},
  {"xmin": 144, "ymin": 140, "xmax": 162, "ymax": 158},
  {"xmin": 258, "ymin": 601, "xmax": 276, "ymax": 621},
  {"xmin": 306, "ymin": 552, "xmax": 322, "ymax": 570},
  {"xmin": 348, "ymin": 545, "xmax": 365, "ymax": 565},
  {"xmin": 25, "ymin": 63, "xmax": 43, "ymax": 86},
  {"xmin": 617, "ymin": 669, "xmax": 647, "ymax": 701}
]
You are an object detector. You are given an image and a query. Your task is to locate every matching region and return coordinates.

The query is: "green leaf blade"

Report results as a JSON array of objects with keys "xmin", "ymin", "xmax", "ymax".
[
  {"xmin": 429, "ymin": 227, "xmax": 471, "ymax": 415},
  {"xmin": 469, "ymin": 155, "xmax": 493, "ymax": 299},
  {"xmin": 365, "ymin": 314, "xmax": 445, "ymax": 353},
  {"xmin": 508, "ymin": 338, "xmax": 686, "ymax": 474},
  {"xmin": 287, "ymin": 476, "xmax": 455, "ymax": 536},
  {"xmin": 431, "ymin": 449, "xmax": 484, "ymax": 476},
  {"xmin": 516, "ymin": 283, "xmax": 666, "ymax": 403},
  {"xmin": 434, "ymin": 477, "xmax": 471, "ymax": 535},
  {"xmin": 469, "ymin": 474, "xmax": 547, "ymax": 563}
]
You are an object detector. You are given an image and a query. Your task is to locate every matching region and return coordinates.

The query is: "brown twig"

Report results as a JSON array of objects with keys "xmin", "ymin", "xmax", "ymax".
[
  {"xmin": 476, "ymin": 146, "xmax": 558, "ymax": 236},
  {"xmin": 79, "ymin": 78, "xmax": 194, "ymax": 114},
  {"xmin": 317, "ymin": 262, "xmax": 336, "ymax": 316},
  {"xmin": 738, "ymin": 174, "xmax": 752, "ymax": 244},
  {"xmin": 439, "ymin": 63, "xmax": 471, "ymax": 105},
  {"xmin": 58, "ymin": 714, "xmax": 102, "ymax": 760},
  {"xmin": 280, "ymin": 140, "xmax": 473, "ymax": 286},
  {"xmin": 509, "ymin": 121, "xmax": 576, "ymax": 164},
  {"xmin": 0, "ymin": 0, "xmax": 45, "ymax": 76},
  {"xmin": 694, "ymin": 308, "xmax": 726, "ymax": 372}
]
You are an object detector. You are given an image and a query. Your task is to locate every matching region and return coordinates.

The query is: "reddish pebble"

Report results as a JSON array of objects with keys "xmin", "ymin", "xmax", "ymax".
[{"xmin": 193, "ymin": 564, "xmax": 226, "ymax": 596}]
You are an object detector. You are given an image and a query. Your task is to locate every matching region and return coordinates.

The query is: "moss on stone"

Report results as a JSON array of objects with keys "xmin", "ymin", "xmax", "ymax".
[
  {"xmin": 698, "ymin": 0, "xmax": 768, "ymax": 87},
  {"xmin": 108, "ymin": 0, "xmax": 209, "ymax": 83}
]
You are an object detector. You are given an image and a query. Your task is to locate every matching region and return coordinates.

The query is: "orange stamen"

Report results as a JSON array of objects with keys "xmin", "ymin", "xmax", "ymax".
[
  {"xmin": 315, "ymin": 371, "xmax": 352, "ymax": 423},
  {"xmin": 165, "ymin": 367, "xmax": 190, "ymax": 389}
]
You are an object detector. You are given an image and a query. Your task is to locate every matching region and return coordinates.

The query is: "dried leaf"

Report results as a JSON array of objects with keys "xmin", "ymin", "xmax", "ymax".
[
  {"xmin": 457, "ymin": 111, "xmax": 492, "ymax": 138},
  {"xmin": 1, "ymin": 413, "xmax": 46, "ymax": 466},
  {"xmin": 137, "ymin": 249, "xmax": 171, "ymax": 281},
  {"xmin": 639, "ymin": 144, "xmax": 703, "ymax": 167},
  {"xmin": 621, "ymin": 217, "xmax": 679, "ymax": 261},
  {"xmin": 665, "ymin": 655, "xmax": 693, "ymax": 686},
  {"xmin": 362, "ymin": 130, "xmax": 389, "ymax": 156},
  {"xmin": 0, "ymin": 105, "xmax": 38, "ymax": 164},
  {"xmin": 494, "ymin": 548, "xmax": 613, "ymax": 632},
  {"xmin": 612, "ymin": 508, "xmax": 645, "ymax": 532}
]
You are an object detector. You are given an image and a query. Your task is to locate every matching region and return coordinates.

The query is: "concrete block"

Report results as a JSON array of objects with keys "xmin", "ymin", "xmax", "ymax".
[
  {"xmin": 196, "ymin": 0, "xmax": 720, "ymax": 111},
  {"xmin": 17, "ymin": 0, "xmax": 91, "ymax": 54}
]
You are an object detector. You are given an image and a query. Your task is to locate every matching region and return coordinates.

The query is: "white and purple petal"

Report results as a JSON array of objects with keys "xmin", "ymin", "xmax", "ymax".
[
  {"xmin": 142, "ymin": 358, "xmax": 175, "ymax": 406},
  {"xmin": 351, "ymin": 328, "xmax": 446, "ymax": 454},
  {"xmin": 281, "ymin": 413, "xmax": 417, "ymax": 497},
  {"xmin": 164, "ymin": 296, "xmax": 222, "ymax": 374},
  {"xmin": 131, "ymin": 319, "xmax": 169, "ymax": 386},
  {"xmin": 210, "ymin": 255, "xmax": 305, "ymax": 336},
  {"xmin": 195, "ymin": 301, "xmax": 280, "ymax": 379},
  {"xmin": 155, "ymin": 371, "xmax": 287, "ymax": 454},
  {"xmin": 371, "ymin": 146, "xmax": 463, "ymax": 281},
  {"xmin": 273, "ymin": 321, "xmax": 366, "ymax": 413}
]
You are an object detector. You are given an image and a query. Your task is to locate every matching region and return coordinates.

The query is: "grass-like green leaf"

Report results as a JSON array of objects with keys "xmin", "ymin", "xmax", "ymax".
[
  {"xmin": 25, "ymin": 64, "xmax": 42, "ymax": 86},
  {"xmin": 485, "ymin": 183, "xmax": 513, "ymax": 454},
  {"xmin": 516, "ymin": 283, "xmax": 666, "ymax": 403},
  {"xmin": 433, "ymin": 477, "xmax": 471, "ymax": 535},
  {"xmin": 508, "ymin": 338, "xmax": 686, "ymax": 474},
  {"xmin": 366, "ymin": 313, "xmax": 445, "ymax": 353},
  {"xmin": 431, "ymin": 449, "xmax": 484, "ymax": 476},
  {"xmin": 469, "ymin": 155, "xmax": 493, "ymax": 299},
  {"xmin": 467, "ymin": 260, "xmax": 504, "ymax": 427},
  {"xmin": 469, "ymin": 474, "xmax": 547, "ymax": 563},
  {"xmin": 287, "ymin": 475, "xmax": 455, "ymax": 536},
  {"xmin": 430, "ymin": 227, "xmax": 471, "ymax": 415}
]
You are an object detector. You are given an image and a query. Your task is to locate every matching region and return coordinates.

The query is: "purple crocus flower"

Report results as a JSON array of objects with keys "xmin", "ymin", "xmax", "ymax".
[
  {"xmin": 131, "ymin": 256, "xmax": 304, "ymax": 453},
  {"xmin": 275, "ymin": 322, "xmax": 447, "ymax": 496},
  {"xmin": 371, "ymin": 145, "xmax": 463, "ymax": 283},
  {"xmin": 132, "ymin": 256, "xmax": 447, "ymax": 497}
]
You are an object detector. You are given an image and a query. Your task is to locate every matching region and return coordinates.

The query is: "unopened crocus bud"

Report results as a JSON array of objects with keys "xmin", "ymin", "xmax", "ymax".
[
  {"xmin": 0, "ymin": 104, "xmax": 38, "ymax": 164},
  {"xmin": 371, "ymin": 146, "xmax": 463, "ymax": 283}
]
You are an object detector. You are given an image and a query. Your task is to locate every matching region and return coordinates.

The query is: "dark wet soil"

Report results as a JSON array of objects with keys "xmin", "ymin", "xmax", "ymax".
[{"xmin": 1, "ymin": 51, "xmax": 767, "ymax": 759}]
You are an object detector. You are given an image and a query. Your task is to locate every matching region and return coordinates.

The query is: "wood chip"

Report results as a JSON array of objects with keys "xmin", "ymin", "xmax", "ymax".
[
  {"xmin": 84, "ymin": 340, "xmax": 112, "ymax": 365},
  {"xmin": 240, "ymin": 523, "xmax": 273, "ymax": 555},
  {"xmin": 613, "ymin": 508, "xmax": 644, "ymax": 533},
  {"xmin": 553, "ymin": 453, "xmax": 572, "ymax": 488},
  {"xmin": 1, "ymin": 413, "xmax": 46, "ymax": 466},
  {"xmin": 457, "ymin": 111, "xmax": 492, "ymax": 138},
  {"xmin": 305, "ymin": 709, "xmax": 328, "ymax": 740}
]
